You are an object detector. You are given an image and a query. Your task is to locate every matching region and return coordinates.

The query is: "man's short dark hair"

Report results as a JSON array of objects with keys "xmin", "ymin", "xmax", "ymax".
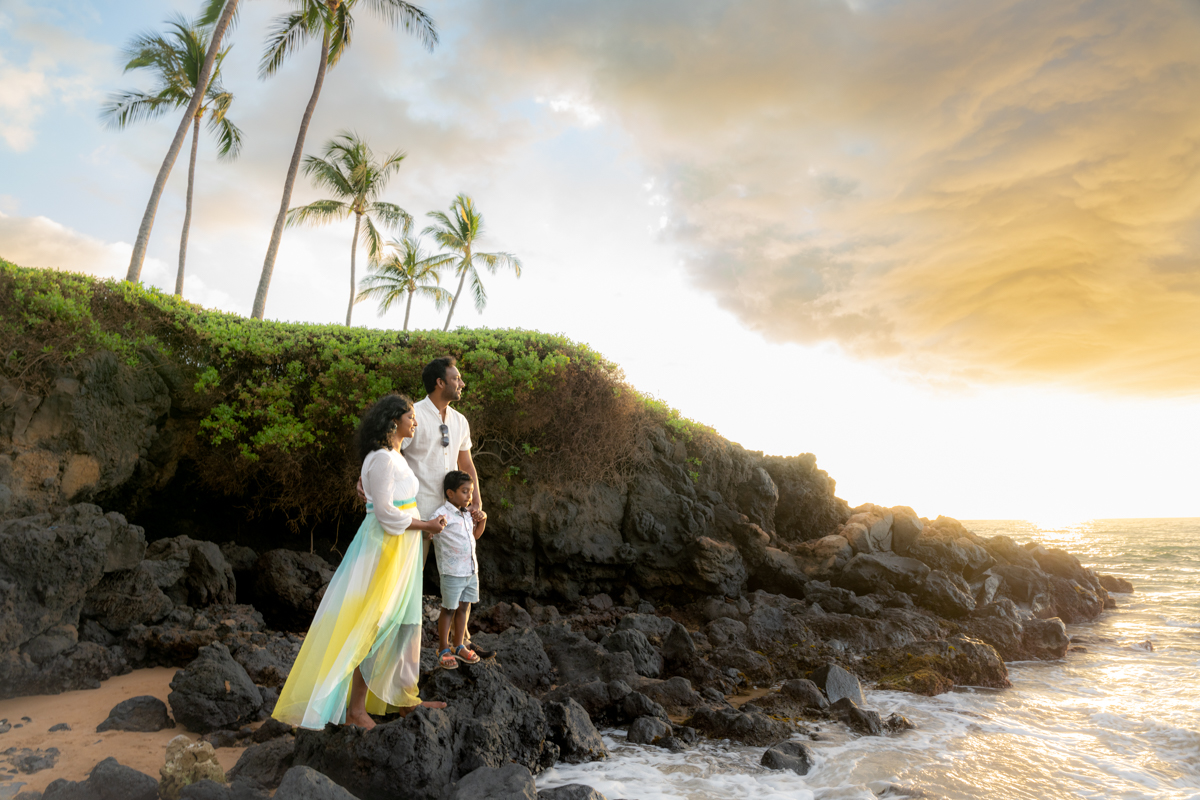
[
  {"xmin": 443, "ymin": 470, "xmax": 472, "ymax": 496},
  {"xmin": 422, "ymin": 356, "xmax": 457, "ymax": 395}
]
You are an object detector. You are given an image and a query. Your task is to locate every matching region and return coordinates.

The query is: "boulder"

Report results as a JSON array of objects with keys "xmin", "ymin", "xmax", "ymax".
[
  {"xmin": 537, "ymin": 786, "xmax": 608, "ymax": 800},
  {"xmin": 448, "ymin": 764, "xmax": 537, "ymax": 800},
  {"xmin": 168, "ymin": 642, "xmax": 263, "ymax": 734},
  {"xmin": 844, "ymin": 505, "xmax": 894, "ymax": 553},
  {"xmin": 828, "ymin": 697, "xmax": 883, "ymax": 736},
  {"xmin": 251, "ymin": 550, "xmax": 334, "ymax": 631},
  {"xmin": 627, "ymin": 715, "xmax": 672, "ymax": 745},
  {"xmin": 460, "ymin": 627, "xmax": 552, "ymax": 693},
  {"xmin": 543, "ymin": 679, "xmax": 632, "ymax": 725},
  {"xmin": 755, "ymin": 678, "xmax": 830, "ymax": 718},
  {"xmin": 615, "ymin": 613, "xmax": 676, "ymax": 642},
  {"xmin": 760, "ymin": 740, "xmax": 815, "ymax": 775},
  {"xmin": 762, "ymin": 453, "xmax": 852, "ymax": 543},
  {"xmin": 42, "ymin": 756, "xmax": 158, "ymax": 800},
  {"xmin": 600, "ymin": 629, "xmax": 662, "ymax": 678},
  {"xmin": 788, "ymin": 535, "xmax": 854, "ymax": 579},
  {"xmin": 915, "ymin": 570, "xmax": 976, "ymax": 618},
  {"xmin": 810, "ymin": 663, "xmax": 865, "ymax": 706},
  {"xmin": 1046, "ymin": 575, "xmax": 1105, "ymax": 623},
  {"xmin": 225, "ymin": 632, "xmax": 302, "ymax": 688},
  {"xmin": 983, "ymin": 536, "xmax": 1039, "ymax": 569},
  {"xmin": 835, "ymin": 554, "xmax": 930, "ymax": 595},
  {"xmin": 635, "ymin": 676, "xmax": 704, "ymax": 715},
  {"xmin": 1098, "ymin": 574, "xmax": 1134, "ymax": 593},
  {"xmin": 178, "ymin": 780, "xmax": 269, "ymax": 799},
  {"xmin": 905, "ymin": 535, "xmax": 969, "ymax": 576},
  {"xmin": 1021, "ymin": 617, "xmax": 1070, "ymax": 660},
  {"xmin": 544, "ymin": 698, "xmax": 607, "ymax": 764},
  {"xmin": 96, "ymin": 695, "xmax": 174, "ymax": 732},
  {"xmin": 987, "ymin": 565, "xmax": 1048, "ymax": 604},
  {"xmin": 144, "ymin": 536, "xmax": 236, "ymax": 608},
  {"xmin": 684, "ymin": 707, "xmax": 794, "ymax": 746},
  {"xmin": 867, "ymin": 636, "xmax": 1010, "ymax": 695},
  {"xmin": 159, "ymin": 736, "xmax": 225, "ymax": 800},
  {"xmin": 888, "ymin": 507, "xmax": 924, "ymax": 555},
  {"xmin": 703, "ymin": 618, "xmax": 747, "ymax": 648},
  {"xmin": 709, "ymin": 646, "xmax": 774, "ymax": 685},
  {"xmin": 474, "ymin": 602, "xmax": 534, "ymax": 633},
  {"xmin": 536, "ymin": 623, "xmax": 638, "ymax": 685},
  {"xmin": 273, "ymin": 766, "xmax": 358, "ymax": 800},
  {"xmin": 83, "ymin": 563, "xmax": 174, "ymax": 633},
  {"xmin": 226, "ymin": 736, "xmax": 295, "ymax": 791}
]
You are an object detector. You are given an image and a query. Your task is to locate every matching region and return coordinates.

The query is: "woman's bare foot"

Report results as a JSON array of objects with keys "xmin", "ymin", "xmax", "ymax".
[
  {"xmin": 345, "ymin": 710, "xmax": 376, "ymax": 730},
  {"xmin": 396, "ymin": 700, "xmax": 448, "ymax": 718}
]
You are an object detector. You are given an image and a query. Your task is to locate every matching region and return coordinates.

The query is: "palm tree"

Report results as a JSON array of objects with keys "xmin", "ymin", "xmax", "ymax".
[
  {"xmin": 251, "ymin": 0, "xmax": 438, "ymax": 321},
  {"xmin": 286, "ymin": 132, "xmax": 412, "ymax": 326},
  {"xmin": 103, "ymin": 15, "xmax": 243, "ymax": 297},
  {"xmin": 423, "ymin": 194, "xmax": 523, "ymax": 331},
  {"xmin": 125, "ymin": 0, "xmax": 240, "ymax": 285},
  {"xmin": 356, "ymin": 237, "xmax": 453, "ymax": 330}
]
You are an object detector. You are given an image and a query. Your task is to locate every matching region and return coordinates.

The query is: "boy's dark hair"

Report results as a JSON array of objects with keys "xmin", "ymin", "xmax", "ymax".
[
  {"xmin": 422, "ymin": 356, "xmax": 458, "ymax": 395},
  {"xmin": 443, "ymin": 470, "xmax": 472, "ymax": 496},
  {"xmin": 354, "ymin": 393, "xmax": 413, "ymax": 464}
]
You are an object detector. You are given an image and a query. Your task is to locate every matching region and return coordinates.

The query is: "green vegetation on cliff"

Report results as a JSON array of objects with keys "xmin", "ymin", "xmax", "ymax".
[{"xmin": 1, "ymin": 261, "xmax": 710, "ymax": 519}]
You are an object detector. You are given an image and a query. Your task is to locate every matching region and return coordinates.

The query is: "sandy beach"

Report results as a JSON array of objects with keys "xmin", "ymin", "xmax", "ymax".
[{"xmin": 0, "ymin": 668, "xmax": 250, "ymax": 797}]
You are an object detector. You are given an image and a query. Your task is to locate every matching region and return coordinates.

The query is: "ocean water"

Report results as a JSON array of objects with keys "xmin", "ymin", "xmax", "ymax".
[{"xmin": 538, "ymin": 519, "xmax": 1200, "ymax": 800}]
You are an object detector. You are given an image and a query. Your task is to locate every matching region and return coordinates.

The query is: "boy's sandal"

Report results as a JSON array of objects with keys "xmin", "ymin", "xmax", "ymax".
[
  {"xmin": 438, "ymin": 648, "xmax": 458, "ymax": 670},
  {"xmin": 454, "ymin": 645, "xmax": 481, "ymax": 665}
]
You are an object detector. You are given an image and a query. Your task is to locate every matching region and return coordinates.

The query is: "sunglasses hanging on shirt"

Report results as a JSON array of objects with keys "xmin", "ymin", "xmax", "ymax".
[{"xmin": 440, "ymin": 423, "xmax": 450, "ymax": 448}]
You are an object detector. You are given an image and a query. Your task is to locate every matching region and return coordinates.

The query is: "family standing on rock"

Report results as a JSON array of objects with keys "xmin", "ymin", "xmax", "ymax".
[{"xmin": 273, "ymin": 357, "xmax": 488, "ymax": 730}]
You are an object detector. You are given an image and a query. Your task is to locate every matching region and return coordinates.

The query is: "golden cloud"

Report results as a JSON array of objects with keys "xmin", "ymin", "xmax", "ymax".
[{"xmin": 468, "ymin": 0, "xmax": 1200, "ymax": 393}]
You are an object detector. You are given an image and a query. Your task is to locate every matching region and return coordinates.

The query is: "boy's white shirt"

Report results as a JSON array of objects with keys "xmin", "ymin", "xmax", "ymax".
[{"xmin": 431, "ymin": 501, "xmax": 477, "ymax": 577}]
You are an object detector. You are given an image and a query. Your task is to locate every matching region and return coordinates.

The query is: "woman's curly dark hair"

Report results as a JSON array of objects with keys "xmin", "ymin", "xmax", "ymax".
[{"xmin": 355, "ymin": 393, "xmax": 413, "ymax": 464}]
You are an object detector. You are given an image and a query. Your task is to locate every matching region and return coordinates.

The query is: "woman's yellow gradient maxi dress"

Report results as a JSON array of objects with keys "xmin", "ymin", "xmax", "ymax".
[{"xmin": 273, "ymin": 447, "xmax": 424, "ymax": 728}]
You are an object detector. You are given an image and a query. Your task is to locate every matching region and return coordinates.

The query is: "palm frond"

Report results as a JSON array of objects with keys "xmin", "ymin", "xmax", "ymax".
[
  {"xmin": 198, "ymin": 0, "xmax": 240, "ymax": 29},
  {"xmin": 369, "ymin": 202, "xmax": 412, "ymax": 237},
  {"xmin": 259, "ymin": 11, "xmax": 317, "ymax": 78},
  {"xmin": 286, "ymin": 199, "xmax": 350, "ymax": 227},
  {"xmin": 100, "ymin": 90, "xmax": 174, "ymax": 129},
  {"xmin": 360, "ymin": 214, "xmax": 387, "ymax": 265},
  {"xmin": 211, "ymin": 115, "xmax": 243, "ymax": 159},
  {"xmin": 300, "ymin": 154, "xmax": 355, "ymax": 197},
  {"xmin": 328, "ymin": 3, "xmax": 355, "ymax": 67},
  {"xmin": 417, "ymin": 283, "xmax": 453, "ymax": 309},
  {"xmin": 474, "ymin": 251, "xmax": 522, "ymax": 278},
  {"xmin": 366, "ymin": 0, "xmax": 439, "ymax": 51},
  {"xmin": 469, "ymin": 267, "xmax": 488, "ymax": 312}
]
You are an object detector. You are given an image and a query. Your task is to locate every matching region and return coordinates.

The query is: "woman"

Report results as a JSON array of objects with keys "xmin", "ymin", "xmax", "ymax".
[{"xmin": 273, "ymin": 394, "xmax": 448, "ymax": 730}]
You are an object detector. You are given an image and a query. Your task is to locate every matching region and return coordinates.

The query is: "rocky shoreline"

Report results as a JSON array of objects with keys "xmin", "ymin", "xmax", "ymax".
[{"xmin": 0, "ymin": 349, "xmax": 1133, "ymax": 798}]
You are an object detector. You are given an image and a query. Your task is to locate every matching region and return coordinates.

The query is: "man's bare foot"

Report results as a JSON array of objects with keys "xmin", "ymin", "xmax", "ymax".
[{"xmin": 345, "ymin": 710, "xmax": 376, "ymax": 730}]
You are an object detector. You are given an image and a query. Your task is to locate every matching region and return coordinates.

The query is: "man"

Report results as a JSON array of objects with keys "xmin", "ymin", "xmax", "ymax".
[{"xmin": 401, "ymin": 356, "xmax": 484, "ymax": 528}]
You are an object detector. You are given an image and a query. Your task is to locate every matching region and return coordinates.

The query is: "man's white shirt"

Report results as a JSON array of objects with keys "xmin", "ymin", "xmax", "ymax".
[{"xmin": 400, "ymin": 396, "xmax": 472, "ymax": 520}]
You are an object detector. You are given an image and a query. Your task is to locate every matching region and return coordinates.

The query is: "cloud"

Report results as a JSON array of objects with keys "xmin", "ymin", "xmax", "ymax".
[{"xmin": 457, "ymin": 0, "xmax": 1200, "ymax": 394}]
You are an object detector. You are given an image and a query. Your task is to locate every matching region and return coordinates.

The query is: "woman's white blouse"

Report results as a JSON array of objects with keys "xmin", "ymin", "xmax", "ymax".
[{"xmin": 361, "ymin": 448, "xmax": 420, "ymax": 535}]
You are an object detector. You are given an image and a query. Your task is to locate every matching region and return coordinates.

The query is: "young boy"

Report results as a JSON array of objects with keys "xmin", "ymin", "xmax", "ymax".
[{"xmin": 429, "ymin": 470, "xmax": 487, "ymax": 668}]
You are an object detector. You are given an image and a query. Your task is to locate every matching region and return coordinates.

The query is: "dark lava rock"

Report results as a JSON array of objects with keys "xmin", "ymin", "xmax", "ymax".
[
  {"xmin": 867, "ymin": 636, "xmax": 1010, "ymax": 695},
  {"xmin": 95, "ymin": 695, "xmax": 174, "ymax": 732},
  {"xmin": 987, "ymin": 565, "xmax": 1048, "ymax": 604},
  {"xmin": 755, "ymin": 678, "xmax": 829, "ymax": 719},
  {"xmin": 684, "ymin": 707, "xmax": 794, "ymax": 746},
  {"xmin": 829, "ymin": 697, "xmax": 883, "ymax": 736},
  {"xmin": 273, "ymin": 765, "xmax": 358, "ymax": 800},
  {"xmin": 543, "ymin": 680, "xmax": 631, "ymax": 724},
  {"xmin": 168, "ymin": 642, "xmax": 263, "ymax": 734},
  {"xmin": 915, "ymin": 570, "xmax": 976, "ymax": 618},
  {"xmin": 227, "ymin": 736, "xmax": 295, "ymax": 791},
  {"xmin": 1021, "ymin": 617, "xmax": 1070, "ymax": 660},
  {"xmin": 536, "ymin": 623, "xmax": 638, "ymax": 685},
  {"xmin": 884, "ymin": 712, "xmax": 915, "ymax": 733},
  {"xmin": 49, "ymin": 723, "xmax": 71, "ymax": 732},
  {"xmin": 469, "ymin": 627, "xmax": 552, "ymax": 693},
  {"xmin": 544, "ymin": 699, "xmax": 607, "ymax": 764},
  {"xmin": 619, "ymin": 691, "xmax": 670, "ymax": 725},
  {"xmin": 251, "ymin": 550, "xmax": 334, "ymax": 631},
  {"xmin": 1046, "ymin": 575, "xmax": 1105, "ymax": 623},
  {"xmin": 143, "ymin": 536, "xmax": 236, "ymax": 608},
  {"xmin": 251, "ymin": 717, "xmax": 293, "ymax": 744},
  {"xmin": 1098, "ymin": 574, "xmax": 1134, "ymax": 593},
  {"xmin": 225, "ymin": 632, "xmax": 302, "ymax": 689},
  {"xmin": 178, "ymin": 779, "xmax": 270, "ymax": 799},
  {"xmin": 42, "ymin": 756, "xmax": 158, "ymax": 800},
  {"xmin": 447, "ymin": 763, "xmax": 536, "ymax": 800},
  {"xmin": 810, "ymin": 663, "xmax": 865, "ymax": 706},
  {"xmin": 538, "ymin": 785, "xmax": 608, "ymax": 800},
  {"xmin": 836, "ymin": 554, "xmax": 930, "ymax": 595},
  {"xmin": 627, "ymin": 715, "xmax": 672, "ymax": 745},
  {"xmin": 637, "ymin": 676, "xmax": 704, "ymax": 715},
  {"xmin": 600, "ymin": 629, "xmax": 663, "ymax": 679},
  {"xmin": 11, "ymin": 747, "xmax": 59, "ymax": 773},
  {"xmin": 709, "ymin": 646, "xmax": 774, "ymax": 686},
  {"xmin": 760, "ymin": 740, "xmax": 815, "ymax": 775}
]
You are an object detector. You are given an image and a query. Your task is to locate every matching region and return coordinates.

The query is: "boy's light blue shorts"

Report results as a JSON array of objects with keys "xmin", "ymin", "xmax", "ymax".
[{"xmin": 440, "ymin": 573, "xmax": 479, "ymax": 609}]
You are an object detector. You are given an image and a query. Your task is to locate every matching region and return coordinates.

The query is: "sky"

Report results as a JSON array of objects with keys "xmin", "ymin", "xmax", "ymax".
[{"xmin": 2, "ymin": 0, "xmax": 1199, "ymax": 522}]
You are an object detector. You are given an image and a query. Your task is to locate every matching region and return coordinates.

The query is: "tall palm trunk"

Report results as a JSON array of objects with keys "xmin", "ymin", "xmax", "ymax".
[
  {"xmin": 403, "ymin": 289, "xmax": 413, "ymax": 331},
  {"xmin": 175, "ymin": 115, "xmax": 201, "ymax": 297},
  {"xmin": 443, "ymin": 247, "xmax": 471, "ymax": 331},
  {"xmin": 347, "ymin": 212, "xmax": 361, "ymax": 326},
  {"xmin": 126, "ymin": 0, "xmax": 238, "ymax": 284},
  {"xmin": 252, "ymin": 29, "xmax": 332, "ymax": 320}
]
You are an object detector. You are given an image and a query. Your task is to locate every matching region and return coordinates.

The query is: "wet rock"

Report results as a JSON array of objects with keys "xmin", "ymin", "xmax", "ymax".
[
  {"xmin": 755, "ymin": 678, "xmax": 830, "ymax": 719},
  {"xmin": 619, "ymin": 691, "xmax": 670, "ymax": 725},
  {"xmin": 42, "ymin": 756, "xmax": 158, "ymax": 800},
  {"xmin": 1046, "ymin": 575, "xmax": 1105, "ymax": 623},
  {"xmin": 627, "ymin": 715, "xmax": 672, "ymax": 745},
  {"xmin": 168, "ymin": 642, "xmax": 263, "ymax": 734},
  {"xmin": 226, "ymin": 736, "xmax": 294, "ymax": 792},
  {"xmin": 537, "ymin": 785, "xmax": 608, "ymax": 800},
  {"xmin": 867, "ymin": 636, "xmax": 1010, "ymax": 695},
  {"xmin": 829, "ymin": 697, "xmax": 883, "ymax": 736},
  {"xmin": 1021, "ymin": 617, "xmax": 1070, "ymax": 660},
  {"xmin": 600, "ymin": 629, "xmax": 662, "ymax": 679},
  {"xmin": 836, "ymin": 554, "xmax": 930, "ymax": 595},
  {"xmin": 1098, "ymin": 574, "xmax": 1134, "ymax": 593},
  {"xmin": 96, "ymin": 695, "xmax": 174, "ymax": 732},
  {"xmin": 251, "ymin": 550, "xmax": 334, "ymax": 632},
  {"xmin": 448, "ymin": 764, "xmax": 537, "ymax": 800},
  {"xmin": 760, "ymin": 740, "xmax": 815, "ymax": 775},
  {"xmin": 915, "ymin": 570, "xmax": 976, "ymax": 618},
  {"xmin": 884, "ymin": 712, "xmax": 915, "ymax": 733},
  {"xmin": 159, "ymin": 736, "xmax": 225, "ymax": 800},
  {"xmin": 810, "ymin": 663, "xmax": 865, "ymax": 705},
  {"xmin": 637, "ymin": 676, "xmax": 704, "ymax": 715},
  {"xmin": 684, "ymin": 707, "xmax": 794, "ymax": 746},
  {"xmin": 544, "ymin": 699, "xmax": 607, "ymax": 764}
]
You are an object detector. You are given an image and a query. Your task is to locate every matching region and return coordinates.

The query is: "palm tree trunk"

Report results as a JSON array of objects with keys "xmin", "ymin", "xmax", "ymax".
[
  {"xmin": 347, "ymin": 212, "xmax": 361, "ymax": 326},
  {"xmin": 404, "ymin": 289, "xmax": 413, "ymax": 331},
  {"xmin": 175, "ymin": 115, "xmax": 201, "ymax": 297},
  {"xmin": 252, "ymin": 29, "xmax": 331, "ymax": 320},
  {"xmin": 126, "ymin": 0, "xmax": 238, "ymax": 284},
  {"xmin": 443, "ymin": 250, "xmax": 471, "ymax": 331}
]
